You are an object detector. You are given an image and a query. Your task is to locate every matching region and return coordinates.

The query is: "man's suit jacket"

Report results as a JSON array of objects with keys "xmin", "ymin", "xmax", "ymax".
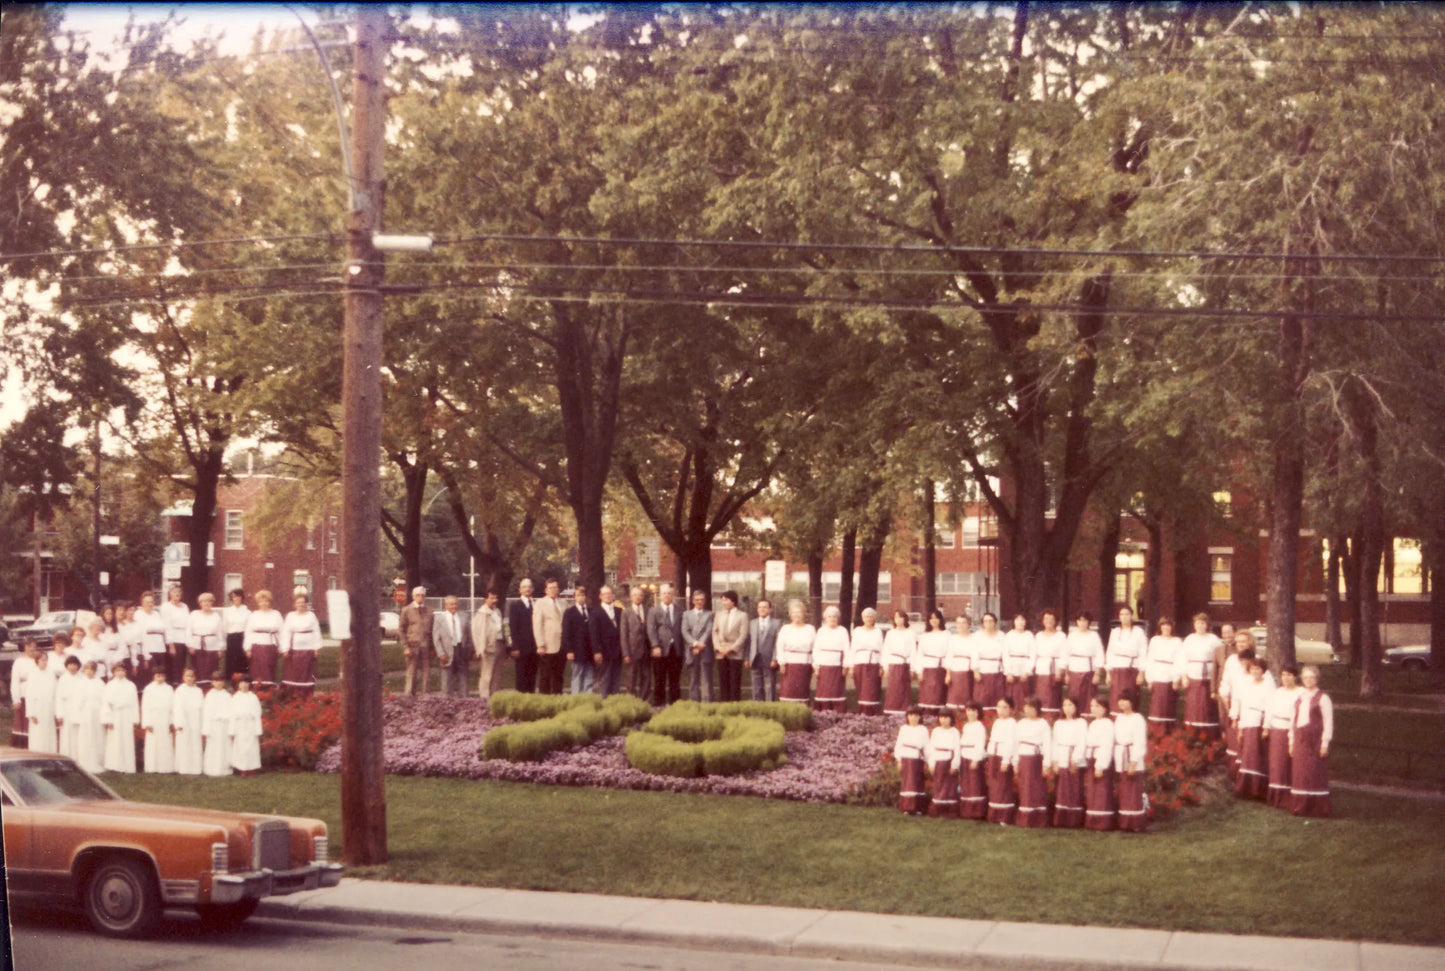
[
  {"xmin": 747, "ymin": 616, "xmax": 782, "ymax": 670},
  {"xmin": 507, "ymin": 598, "xmax": 536, "ymax": 657},
  {"xmin": 532, "ymin": 596, "xmax": 564, "ymax": 656},
  {"xmin": 681, "ymin": 608, "xmax": 714, "ymax": 665},
  {"xmin": 399, "ymin": 603, "xmax": 434, "ymax": 653},
  {"xmin": 432, "ymin": 609, "xmax": 471, "ymax": 661},
  {"xmin": 647, "ymin": 602, "xmax": 685, "ymax": 659},
  {"xmin": 590, "ymin": 603, "xmax": 623, "ymax": 662},
  {"xmin": 562, "ymin": 604, "xmax": 593, "ymax": 663},
  {"xmin": 471, "ymin": 606, "xmax": 504, "ymax": 657},
  {"xmin": 712, "ymin": 607, "xmax": 747, "ymax": 661},
  {"xmin": 619, "ymin": 602, "xmax": 650, "ymax": 661}
]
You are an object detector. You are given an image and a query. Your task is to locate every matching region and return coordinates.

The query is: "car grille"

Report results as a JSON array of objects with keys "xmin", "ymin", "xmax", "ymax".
[{"xmin": 253, "ymin": 821, "xmax": 291, "ymax": 871}]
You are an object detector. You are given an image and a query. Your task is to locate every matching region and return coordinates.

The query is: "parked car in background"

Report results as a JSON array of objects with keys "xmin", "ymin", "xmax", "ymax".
[
  {"xmin": 1383, "ymin": 644, "xmax": 1430, "ymax": 671},
  {"xmin": 1249, "ymin": 627, "xmax": 1342, "ymax": 666},
  {"xmin": 1, "ymin": 748, "xmax": 342, "ymax": 937},
  {"xmin": 8, "ymin": 610, "xmax": 98, "ymax": 650},
  {"xmin": 379, "ymin": 610, "xmax": 400, "ymax": 640}
]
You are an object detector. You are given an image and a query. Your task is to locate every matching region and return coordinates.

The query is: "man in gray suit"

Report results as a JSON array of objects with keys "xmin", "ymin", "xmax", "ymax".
[
  {"xmin": 433, "ymin": 595, "xmax": 471, "ymax": 697},
  {"xmin": 619, "ymin": 586, "xmax": 652, "ymax": 701},
  {"xmin": 647, "ymin": 583, "xmax": 685, "ymax": 706},
  {"xmin": 681, "ymin": 589, "xmax": 715, "ymax": 703},
  {"xmin": 747, "ymin": 597, "xmax": 782, "ymax": 701}
]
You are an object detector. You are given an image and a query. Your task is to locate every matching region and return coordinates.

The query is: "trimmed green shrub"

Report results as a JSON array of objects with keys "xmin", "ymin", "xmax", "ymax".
[
  {"xmin": 482, "ymin": 691, "xmax": 652, "ymax": 762},
  {"xmin": 628, "ymin": 713, "xmax": 787, "ymax": 778},
  {"xmin": 624, "ymin": 731, "xmax": 703, "ymax": 778},
  {"xmin": 482, "ymin": 719, "xmax": 581, "ymax": 762},
  {"xmin": 602, "ymin": 693, "xmax": 653, "ymax": 726},
  {"xmin": 488, "ymin": 690, "xmax": 601, "ymax": 722},
  {"xmin": 700, "ymin": 718, "xmax": 787, "ymax": 776},
  {"xmin": 700, "ymin": 700, "xmax": 813, "ymax": 732},
  {"xmin": 642, "ymin": 707, "xmax": 727, "ymax": 743}
]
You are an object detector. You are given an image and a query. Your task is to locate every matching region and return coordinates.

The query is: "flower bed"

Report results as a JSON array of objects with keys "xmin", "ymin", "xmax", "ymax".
[
  {"xmin": 314, "ymin": 696, "xmax": 897, "ymax": 802},
  {"xmin": 260, "ymin": 689, "xmax": 342, "ymax": 770},
  {"xmin": 1144, "ymin": 726, "xmax": 1226, "ymax": 819}
]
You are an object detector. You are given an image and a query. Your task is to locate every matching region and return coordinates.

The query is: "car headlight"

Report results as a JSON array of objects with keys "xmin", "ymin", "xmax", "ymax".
[
  {"xmin": 211, "ymin": 842, "xmax": 230, "ymax": 874},
  {"xmin": 313, "ymin": 835, "xmax": 329, "ymax": 865}
]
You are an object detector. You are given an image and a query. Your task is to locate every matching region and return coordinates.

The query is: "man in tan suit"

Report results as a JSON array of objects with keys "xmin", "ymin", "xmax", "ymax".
[
  {"xmin": 399, "ymin": 586, "xmax": 436, "ymax": 696},
  {"xmin": 531, "ymin": 578, "xmax": 566, "ymax": 695},
  {"xmin": 471, "ymin": 590, "xmax": 506, "ymax": 700},
  {"xmin": 619, "ymin": 586, "xmax": 652, "ymax": 701},
  {"xmin": 712, "ymin": 589, "xmax": 748, "ymax": 702}
]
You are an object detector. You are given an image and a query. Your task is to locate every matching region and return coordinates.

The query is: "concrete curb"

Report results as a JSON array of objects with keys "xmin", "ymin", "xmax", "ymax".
[{"xmin": 256, "ymin": 880, "xmax": 1445, "ymax": 970}]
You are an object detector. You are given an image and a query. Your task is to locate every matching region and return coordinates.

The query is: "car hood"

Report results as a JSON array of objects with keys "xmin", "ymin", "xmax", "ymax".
[{"xmin": 44, "ymin": 799, "xmax": 287, "ymax": 828}]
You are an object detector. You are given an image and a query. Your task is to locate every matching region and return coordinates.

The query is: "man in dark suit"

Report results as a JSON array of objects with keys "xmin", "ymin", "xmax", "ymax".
[
  {"xmin": 590, "ymin": 584, "xmax": 624, "ymax": 698},
  {"xmin": 647, "ymin": 583, "xmax": 685, "ymax": 706},
  {"xmin": 562, "ymin": 585, "xmax": 594, "ymax": 695},
  {"xmin": 747, "ymin": 597, "xmax": 782, "ymax": 701},
  {"xmin": 619, "ymin": 586, "xmax": 652, "ymax": 700},
  {"xmin": 507, "ymin": 578, "xmax": 538, "ymax": 693}
]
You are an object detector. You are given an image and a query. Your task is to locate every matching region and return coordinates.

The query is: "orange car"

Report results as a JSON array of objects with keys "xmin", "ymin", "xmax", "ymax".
[{"xmin": 0, "ymin": 746, "xmax": 342, "ymax": 936}]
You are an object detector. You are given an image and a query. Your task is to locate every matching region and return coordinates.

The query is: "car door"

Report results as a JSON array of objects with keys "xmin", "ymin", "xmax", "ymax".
[{"xmin": 1, "ymin": 784, "xmax": 34, "ymax": 880}]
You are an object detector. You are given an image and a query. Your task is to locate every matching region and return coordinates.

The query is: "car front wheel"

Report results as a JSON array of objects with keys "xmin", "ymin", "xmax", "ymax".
[
  {"xmin": 1402, "ymin": 658, "xmax": 1427, "ymax": 672},
  {"xmin": 83, "ymin": 856, "xmax": 161, "ymax": 938},
  {"xmin": 196, "ymin": 899, "xmax": 259, "ymax": 933}
]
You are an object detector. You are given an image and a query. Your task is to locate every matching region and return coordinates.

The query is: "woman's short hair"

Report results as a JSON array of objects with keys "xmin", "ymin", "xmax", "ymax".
[
  {"xmin": 1193, "ymin": 611, "xmax": 1210, "ymax": 624},
  {"xmin": 1280, "ymin": 664, "xmax": 1299, "ymax": 678},
  {"xmin": 1022, "ymin": 695, "xmax": 1042, "ymax": 714},
  {"xmin": 982, "ymin": 611, "xmax": 998, "ymax": 624},
  {"xmin": 906, "ymin": 705, "xmax": 924, "ymax": 720},
  {"xmin": 1040, "ymin": 608, "xmax": 1058, "ymax": 621},
  {"xmin": 823, "ymin": 605, "xmax": 841, "ymax": 620},
  {"xmin": 964, "ymin": 701, "xmax": 983, "ymax": 717},
  {"xmin": 1075, "ymin": 610, "xmax": 1093, "ymax": 624},
  {"xmin": 861, "ymin": 607, "xmax": 877, "ymax": 621}
]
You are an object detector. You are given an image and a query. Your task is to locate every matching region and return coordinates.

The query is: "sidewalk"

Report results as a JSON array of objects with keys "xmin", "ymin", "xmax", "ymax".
[{"xmin": 257, "ymin": 879, "xmax": 1443, "ymax": 970}]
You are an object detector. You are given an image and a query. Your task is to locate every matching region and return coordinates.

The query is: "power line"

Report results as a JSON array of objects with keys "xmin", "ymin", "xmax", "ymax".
[{"xmin": 0, "ymin": 233, "xmax": 340, "ymax": 266}]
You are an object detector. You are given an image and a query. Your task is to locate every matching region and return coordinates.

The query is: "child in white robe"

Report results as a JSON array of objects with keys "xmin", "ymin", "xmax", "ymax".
[
  {"xmin": 172, "ymin": 669, "xmax": 206, "ymax": 775},
  {"xmin": 229, "ymin": 678, "xmax": 263, "ymax": 774},
  {"xmin": 54, "ymin": 655, "xmax": 83, "ymax": 757},
  {"xmin": 24, "ymin": 651, "xmax": 58, "ymax": 753},
  {"xmin": 202, "ymin": 677, "xmax": 233, "ymax": 777},
  {"xmin": 73, "ymin": 662, "xmax": 107, "ymax": 773},
  {"xmin": 102, "ymin": 666, "xmax": 140, "ymax": 772},
  {"xmin": 141, "ymin": 670, "xmax": 177, "ymax": 773}
]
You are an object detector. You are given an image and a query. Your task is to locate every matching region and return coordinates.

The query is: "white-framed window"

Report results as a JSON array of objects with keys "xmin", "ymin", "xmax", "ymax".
[
  {"xmin": 876, "ymin": 572, "xmax": 892, "ymax": 604},
  {"xmin": 1209, "ymin": 548, "xmax": 1233, "ymax": 604},
  {"xmin": 962, "ymin": 516, "xmax": 980, "ymax": 547},
  {"xmin": 635, "ymin": 535, "xmax": 661, "ymax": 577},
  {"xmin": 1391, "ymin": 538, "xmax": 1423, "ymax": 594},
  {"xmin": 937, "ymin": 572, "xmax": 977, "ymax": 596},
  {"xmin": 223, "ymin": 573, "xmax": 244, "ymax": 597},
  {"xmin": 223, "ymin": 510, "xmax": 243, "ymax": 549},
  {"xmin": 934, "ymin": 524, "xmax": 956, "ymax": 549},
  {"xmin": 1116, "ymin": 551, "xmax": 1145, "ymax": 606},
  {"xmin": 328, "ymin": 515, "xmax": 339, "ymax": 553}
]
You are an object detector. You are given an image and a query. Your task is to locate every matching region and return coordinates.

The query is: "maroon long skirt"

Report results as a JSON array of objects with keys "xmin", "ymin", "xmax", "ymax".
[
  {"xmin": 918, "ymin": 668, "xmax": 946, "ymax": 712},
  {"xmin": 1182, "ymin": 680, "xmax": 1218, "ymax": 736},
  {"xmin": 945, "ymin": 671, "xmax": 973, "ymax": 711},
  {"xmin": 1035, "ymin": 674, "xmax": 1063, "ymax": 720},
  {"xmin": 854, "ymin": 663, "xmax": 882, "ymax": 714},
  {"xmin": 1067, "ymin": 671, "xmax": 1097, "ymax": 716},
  {"xmin": 1266, "ymin": 730, "xmax": 1293, "ymax": 809},
  {"xmin": 1053, "ymin": 766, "xmax": 1085, "ymax": 828},
  {"xmin": 1084, "ymin": 762, "xmax": 1116, "ymax": 831},
  {"xmin": 1234, "ymin": 725, "xmax": 1268, "ymax": 799},
  {"xmin": 813, "ymin": 665, "xmax": 846, "ymax": 712},
  {"xmin": 1224, "ymin": 719, "xmax": 1240, "ymax": 781},
  {"xmin": 779, "ymin": 663, "xmax": 812, "ymax": 704},
  {"xmin": 192, "ymin": 649, "xmax": 220, "ymax": 685},
  {"xmin": 928, "ymin": 759, "xmax": 960, "ymax": 817},
  {"xmin": 282, "ymin": 649, "xmax": 318, "ymax": 699},
  {"xmin": 959, "ymin": 760, "xmax": 988, "ymax": 819},
  {"xmin": 1147, "ymin": 681, "xmax": 1178, "ymax": 732},
  {"xmin": 1007, "ymin": 677, "xmax": 1030, "ymax": 713},
  {"xmin": 1116, "ymin": 769, "xmax": 1147, "ymax": 832},
  {"xmin": 11, "ymin": 700, "xmax": 28, "ymax": 748},
  {"xmin": 1290, "ymin": 723, "xmax": 1332, "ymax": 817},
  {"xmin": 973, "ymin": 672, "xmax": 1007, "ymax": 713},
  {"xmin": 898, "ymin": 757, "xmax": 928, "ymax": 814},
  {"xmin": 1108, "ymin": 667, "xmax": 1139, "ymax": 714},
  {"xmin": 249, "ymin": 644, "xmax": 279, "ymax": 689},
  {"xmin": 1014, "ymin": 753, "xmax": 1049, "ymax": 828},
  {"xmin": 985, "ymin": 755, "xmax": 1015, "ymax": 824},
  {"xmin": 883, "ymin": 664, "xmax": 912, "ymax": 716}
]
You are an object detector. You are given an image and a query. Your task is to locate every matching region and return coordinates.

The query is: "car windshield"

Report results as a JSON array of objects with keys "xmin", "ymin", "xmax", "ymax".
[
  {"xmin": 2, "ymin": 758, "xmax": 115, "ymax": 806},
  {"xmin": 34, "ymin": 612, "xmax": 71, "ymax": 626}
]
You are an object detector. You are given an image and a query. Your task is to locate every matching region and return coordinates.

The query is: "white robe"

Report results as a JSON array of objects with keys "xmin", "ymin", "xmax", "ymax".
[
  {"xmin": 228, "ymin": 691, "xmax": 263, "ymax": 772},
  {"xmin": 202, "ymin": 689, "xmax": 233, "ymax": 777},
  {"xmin": 172, "ymin": 683, "xmax": 205, "ymax": 775},
  {"xmin": 102, "ymin": 678, "xmax": 140, "ymax": 772},
  {"xmin": 73, "ymin": 676, "xmax": 106, "ymax": 773},
  {"xmin": 141, "ymin": 681, "xmax": 176, "ymax": 773},
  {"xmin": 54, "ymin": 670, "xmax": 81, "ymax": 757},
  {"xmin": 24, "ymin": 665, "xmax": 58, "ymax": 753}
]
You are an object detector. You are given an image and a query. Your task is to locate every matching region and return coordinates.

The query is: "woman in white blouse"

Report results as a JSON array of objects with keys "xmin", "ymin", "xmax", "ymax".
[
  {"xmin": 915, "ymin": 610, "xmax": 949, "ymax": 715},
  {"xmin": 812, "ymin": 606, "xmax": 850, "ymax": 712},
  {"xmin": 279, "ymin": 591, "xmax": 324, "ymax": 699},
  {"xmin": 776, "ymin": 600, "xmax": 816, "ymax": 706},
  {"xmin": 187, "ymin": 592, "xmax": 224, "ymax": 685},
  {"xmin": 1289, "ymin": 665, "xmax": 1334, "ymax": 818},
  {"xmin": 849, "ymin": 608, "xmax": 884, "ymax": 715},
  {"xmin": 243, "ymin": 590, "xmax": 285, "ymax": 689},
  {"xmin": 881, "ymin": 610, "xmax": 917, "ymax": 717},
  {"xmin": 222, "ymin": 588, "xmax": 251, "ymax": 682}
]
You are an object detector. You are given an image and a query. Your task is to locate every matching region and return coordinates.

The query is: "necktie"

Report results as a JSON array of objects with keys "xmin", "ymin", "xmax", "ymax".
[{"xmin": 581, "ymin": 607, "xmax": 588, "ymax": 621}]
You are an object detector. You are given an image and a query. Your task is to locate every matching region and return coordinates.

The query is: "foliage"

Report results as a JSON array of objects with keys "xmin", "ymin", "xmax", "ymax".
[
  {"xmin": 628, "ymin": 714, "xmax": 787, "ymax": 778},
  {"xmin": 259, "ymin": 689, "xmax": 342, "ymax": 771},
  {"xmin": 843, "ymin": 754, "xmax": 904, "ymax": 809},
  {"xmin": 650, "ymin": 699, "xmax": 814, "ymax": 733},
  {"xmin": 1143, "ymin": 727, "xmax": 1225, "ymax": 820},
  {"xmin": 481, "ymin": 691, "xmax": 652, "ymax": 762}
]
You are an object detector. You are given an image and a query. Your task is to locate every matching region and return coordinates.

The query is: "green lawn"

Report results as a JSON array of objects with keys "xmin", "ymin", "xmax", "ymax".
[{"xmin": 103, "ymin": 770, "xmax": 1445, "ymax": 947}]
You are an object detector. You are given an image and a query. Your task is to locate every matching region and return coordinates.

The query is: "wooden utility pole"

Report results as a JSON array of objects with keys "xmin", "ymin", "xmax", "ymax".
[{"xmin": 340, "ymin": 5, "xmax": 388, "ymax": 866}]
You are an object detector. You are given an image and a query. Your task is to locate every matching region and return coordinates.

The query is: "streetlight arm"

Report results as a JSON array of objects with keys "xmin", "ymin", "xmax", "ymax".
[{"xmin": 288, "ymin": 6, "xmax": 357, "ymax": 212}]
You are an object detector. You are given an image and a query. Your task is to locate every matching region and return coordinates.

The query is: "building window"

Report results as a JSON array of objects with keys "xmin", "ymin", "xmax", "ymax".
[
  {"xmin": 1209, "ymin": 550, "xmax": 1233, "ymax": 604},
  {"xmin": 709, "ymin": 571, "xmax": 761, "ymax": 599},
  {"xmin": 962, "ymin": 516, "xmax": 980, "ymax": 547},
  {"xmin": 934, "ymin": 525, "xmax": 956, "ymax": 549},
  {"xmin": 328, "ymin": 576, "xmax": 340, "ymax": 591},
  {"xmin": 876, "ymin": 572, "xmax": 892, "ymax": 604},
  {"xmin": 936, "ymin": 572, "xmax": 977, "ymax": 596},
  {"xmin": 328, "ymin": 515, "xmax": 339, "ymax": 554},
  {"xmin": 1392, "ymin": 538, "xmax": 1423, "ymax": 594},
  {"xmin": 293, "ymin": 571, "xmax": 312, "ymax": 598},
  {"xmin": 1115, "ymin": 551, "xmax": 1146, "ymax": 608},
  {"xmin": 1213, "ymin": 491, "xmax": 1232, "ymax": 518},
  {"xmin": 223, "ymin": 511, "xmax": 243, "ymax": 550},
  {"xmin": 223, "ymin": 573, "xmax": 244, "ymax": 597},
  {"xmin": 306, "ymin": 524, "xmax": 316, "ymax": 550},
  {"xmin": 635, "ymin": 536, "xmax": 661, "ymax": 577}
]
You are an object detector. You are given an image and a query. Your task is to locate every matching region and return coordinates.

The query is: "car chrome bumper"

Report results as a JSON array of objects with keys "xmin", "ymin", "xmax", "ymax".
[{"xmin": 208, "ymin": 863, "xmax": 345, "ymax": 904}]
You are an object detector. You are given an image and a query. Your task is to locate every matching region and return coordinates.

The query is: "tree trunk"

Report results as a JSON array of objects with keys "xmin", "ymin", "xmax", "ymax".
[
  {"xmin": 1348, "ymin": 380, "xmax": 1385, "ymax": 698},
  {"xmin": 1098, "ymin": 510, "xmax": 1120, "ymax": 624},
  {"xmin": 1144, "ymin": 516, "xmax": 1164, "ymax": 627},
  {"xmin": 838, "ymin": 526, "xmax": 857, "ymax": 629},
  {"xmin": 1343, "ymin": 534, "xmax": 1362, "ymax": 667},
  {"xmin": 399, "ymin": 459, "xmax": 427, "ymax": 592},
  {"xmin": 182, "ymin": 447, "xmax": 225, "ymax": 603},
  {"xmin": 855, "ymin": 516, "xmax": 889, "ymax": 624},
  {"xmin": 1324, "ymin": 534, "xmax": 1344, "ymax": 657},
  {"xmin": 923, "ymin": 481, "xmax": 937, "ymax": 619},
  {"xmin": 1265, "ymin": 308, "xmax": 1310, "ymax": 672},
  {"xmin": 807, "ymin": 549, "xmax": 824, "ymax": 627},
  {"xmin": 1428, "ymin": 538, "xmax": 1445, "ymax": 690},
  {"xmin": 683, "ymin": 543, "xmax": 713, "ymax": 607}
]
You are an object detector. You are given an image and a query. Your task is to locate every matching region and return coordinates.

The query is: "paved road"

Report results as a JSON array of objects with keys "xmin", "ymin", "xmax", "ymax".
[{"xmin": 9, "ymin": 905, "xmax": 907, "ymax": 971}]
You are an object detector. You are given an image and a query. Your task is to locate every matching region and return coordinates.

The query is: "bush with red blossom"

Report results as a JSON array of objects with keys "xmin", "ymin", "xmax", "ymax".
[
  {"xmin": 259, "ymin": 689, "xmax": 343, "ymax": 770},
  {"xmin": 1144, "ymin": 726, "xmax": 1225, "ymax": 820}
]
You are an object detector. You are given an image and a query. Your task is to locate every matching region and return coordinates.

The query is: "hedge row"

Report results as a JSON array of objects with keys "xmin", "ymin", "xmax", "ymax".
[
  {"xmin": 481, "ymin": 692, "xmax": 653, "ymax": 762},
  {"xmin": 488, "ymin": 690, "xmax": 601, "ymax": 722},
  {"xmin": 625, "ymin": 714, "xmax": 787, "ymax": 778},
  {"xmin": 650, "ymin": 700, "xmax": 813, "ymax": 733}
]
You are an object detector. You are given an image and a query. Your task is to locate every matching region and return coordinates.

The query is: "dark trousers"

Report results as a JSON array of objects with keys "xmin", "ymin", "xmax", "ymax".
[
  {"xmin": 538, "ymin": 653, "xmax": 566, "ymax": 695},
  {"xmin": 626, "ymin": 655, "xmax": 653, "ymax": 701},
  {"xmin": 653, "ymin": 653, "xmax": 683, "ymax": 706},
  {"xmin": 514, "ymin": 652, "xmax": 538, "ymax": 693},
  {"xmin": 717, "ymin": 657, "xmax": 743, "ymax": 702},
  {"xmin": 224, "ymin": 632, "xmax": 248, "ymax": 680},
  {"xmin": 167, "ymin": 643, "xmax": 189, "ymax": 685}
]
